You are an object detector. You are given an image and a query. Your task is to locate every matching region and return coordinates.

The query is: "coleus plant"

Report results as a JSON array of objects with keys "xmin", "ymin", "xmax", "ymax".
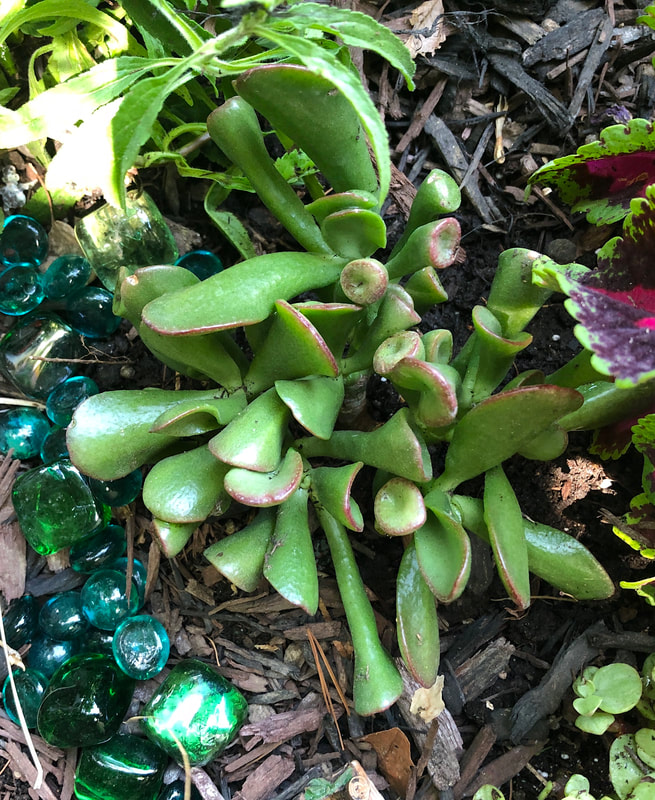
[{"xmin": 63, "ymin": 60, "xmax": 623, "ymax": 719}]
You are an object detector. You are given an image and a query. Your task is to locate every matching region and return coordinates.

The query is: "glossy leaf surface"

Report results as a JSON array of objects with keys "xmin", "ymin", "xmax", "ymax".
[
  {"xmin": 275, "ymin": 375, "xmax": 344, "ymax": 440},
  {"xmin": 309, "ymin": 462, "xmax": 364, "ymax": 532}
]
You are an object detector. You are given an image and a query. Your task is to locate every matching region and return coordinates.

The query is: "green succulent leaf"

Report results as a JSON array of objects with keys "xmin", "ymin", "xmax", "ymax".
[{"xmin": 414, "ymin": 507, "xmax": 471, "ymax": 603}]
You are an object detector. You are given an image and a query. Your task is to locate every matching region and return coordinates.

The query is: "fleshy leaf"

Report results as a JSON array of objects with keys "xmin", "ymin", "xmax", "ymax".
[{"xmin": 528, "ymin": 118, "xmax": 655, "ymax": 225}]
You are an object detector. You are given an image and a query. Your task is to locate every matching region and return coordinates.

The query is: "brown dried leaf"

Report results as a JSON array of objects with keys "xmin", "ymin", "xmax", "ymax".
[
  {"xmin": 410, "ymin": 675, "xmax": 445, "ymax": 723},
  {"xmin": 360, "ymin": 728, "xmax": 414, "ymax": 797},
  {"xmin": 392, "ymin": 0, "xmax": 448, "ymax": 58}
]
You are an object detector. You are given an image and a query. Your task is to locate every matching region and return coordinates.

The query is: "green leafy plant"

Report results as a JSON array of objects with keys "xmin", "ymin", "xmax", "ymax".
[
  {"xmin": 572, "ymin": 663, "xmax": 643, "ymax": 734},
  {"xmin": 57, "ymin": 52, "xmax": 628, "ymax": 719}
]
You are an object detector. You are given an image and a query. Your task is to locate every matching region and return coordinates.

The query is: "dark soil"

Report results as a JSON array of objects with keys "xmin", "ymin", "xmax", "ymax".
[{"xmin": 2, "ymin": 1, "xmax": 655, "ymax": 799}]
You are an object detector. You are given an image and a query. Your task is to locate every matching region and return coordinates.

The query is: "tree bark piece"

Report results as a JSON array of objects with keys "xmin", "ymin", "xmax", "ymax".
[{"xmin": 234, "ymin": 755, "xmax": 295, "ymax": 800}]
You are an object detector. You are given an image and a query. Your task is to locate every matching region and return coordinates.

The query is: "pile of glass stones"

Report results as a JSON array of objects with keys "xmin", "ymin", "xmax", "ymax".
[{"xmin": 0, "ymin": 208, "xmax": 246, "ymax": 800}]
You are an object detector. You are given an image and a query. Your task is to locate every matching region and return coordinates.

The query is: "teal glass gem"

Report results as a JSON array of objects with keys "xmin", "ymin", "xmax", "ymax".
[
  {"xmin": 70, "ymin": 524, "xmax": 126, "ymax": 573},
  {"xmin": 75, "ymin": 733, "xmax": 168, "ymax": 800},
  {"xmin": 46, "ymin": 375, "xmax": 98, "ymax": 426},
  {"xmin": 175, "ymin": 250, "xmax": 224, "ymax": 281},
  {"xmin": 27, "ymin": 633, "xmax": 78, "ymax": 677},
  {"xmin": 81, "ymin": 568, "xmax": 139, "ymax": 630},
  {"xmin": 0, "ymin": 265, "xmax": 44, "ymax": 315},
  {"xmin": 82, "ymin": 629, "xmax": 114, "ymax": 656},
  {"xmin": 12, "ymin": 459, "xmax": 105, "ymax": 555},
  {"xmin": 64, "ymin": 286, "xmax": 121, "ymax": 339},
  {"xmin": 2, "ymin": 668, "xmax": 48, "ymax": 728},
  {"xmin": 112, "ymin": 615, "xmax": 170, "ymax": 680},
  {"xmin": 109, "ymin": 557, "xmax": 147, "ymax": 609},
  {"xmin": 0, "ymin": 407, "xmax": 50, "ymax": 459},
  {"xmin": 3, "ymin": 594, "xmax": 38, "ymax": 648},
  {"xmin": 42, "ymin": 254, "xmax": 91, "ymax": 299},
  {"xmin": 157, "ymin": 780, "xmax": 202, "ymax": 800},
  {"xmin": 89, "ymin": 469, "xmax": 142, "ymax": 507},
  {"xmin": 40, "ymin": 426, "xmax": 69, "ymax": 463},
  {"xmin": 141, "ymin": 659, "xmax": 248, "ymax": 766},
  {"xmin": 75, "ymin": 191, "xmax": 178, "ymax": 291},
  {"xmin": 0, "ymin": 214, "xmax": 48, "ymax": 267},
  {"xmin": 0, "ymin": 313, "xmax": 84, "ymax": 398},
  {"xmin": 39, "ymin": 590, "xmax": 88, "ymax": 641},
  {"xmin": 37, "ymin": 653, "xmax": 135, "ymax": 748}
]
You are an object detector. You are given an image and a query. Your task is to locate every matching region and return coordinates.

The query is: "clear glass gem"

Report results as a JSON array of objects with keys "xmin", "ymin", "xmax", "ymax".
[
  {"xmin": 3, "ymin": 594, "xmax": 38, "ymax": 648},
  {"xmin": 89, "ymin": 469, "xmax": 142, "ymax": 507},
  {"xmin": 175, "ymin": 250, "xmax": 224, "ymax": 281},
  {"xmin": 2, "ymin": 667, "xmax": 49, "ymax": 728},
  {"xmin": 42, "ymin": 254, "xmax": 91, "ymax": 299},
  {"xmin": 40, "ymin": 426, "xmax": 69, "ymax": 463},
  {"xmin": 65, "ymin": 286, "xmax": 121, "ymax": 339},
  {"xmin": 70, "ymin": 524, "xmax": 126, "ymax": 573},
  {"xmin": 39, "ymin": 590, "xmax": 88, "ymax": 641}
]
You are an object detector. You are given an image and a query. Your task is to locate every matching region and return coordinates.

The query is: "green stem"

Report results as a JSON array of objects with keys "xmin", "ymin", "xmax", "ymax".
[{"xmin": 316, "ymin": 507, "xmax": 403, "ymax": 715}]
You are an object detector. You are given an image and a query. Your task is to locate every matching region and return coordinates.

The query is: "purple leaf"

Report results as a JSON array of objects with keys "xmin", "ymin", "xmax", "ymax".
[{"xmin": 528, "ymin": 118, "xmax": 655, "ymax": 225}]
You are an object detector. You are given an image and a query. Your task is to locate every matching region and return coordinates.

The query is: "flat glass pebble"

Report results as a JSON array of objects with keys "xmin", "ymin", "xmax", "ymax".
[
  {"xmin": 42, "ymin": 254, "xmax": 91, "ymax": 299},
  {"xmin": 109, "ymin": 557, "xmax": 147, "ymax": 609},
  {"xmin": 157, "ymin": 780, "xmax": 202, "ymax": 800},
  {"xmin": 27, "ymin": 633, "xmax": 78, "ymax": 677},
  {"xmin": 2, "ymin": 668, "xmax": 48, "ymax": 728},
  {"xmin": 89, "ymin": 469, "xmax": 142, "ymax": 507},
  {"xmin": 3, "ymin": 594, "xmax": 38, "ymax": 648},
  {"xmin": 0, "ymin": 265, "xmax": 44, "ymax": 315},
  {"xmin": 81, "ymin": 568, "xmax": 139, "ymax": 631},
  {"xmin": 0, "ymin": 313, "xmax": 84, "ymax": 399},
  {"xmin": 70, "ymin": 524, "xmax": 126, "ymax": 573},
  {"xmin": 175, "ymin": 250, "xmax": 224, "ymax": 281},
  {"xmin": 75, "ymin": 733, "xmax": 168, "ymax": 800},
  {"xmin": 37, "ymin": 653, "xmax": 135, "ymax": 748},
  {"xmin": 0, "ymin": 214, "xmax": 48, "ymax": 267},
  {"xmin": 0, "ymin": 407, "xmax": 50, "ymax": 459},
  {"xmin": 65, "ymin": 286, "xmax": 121, "ymax": 338},
  {"xmin": 12, "ymin": 459, "xmax": 105, "ymax": 555},
  {"xmin": 113, "ymin": 615, "xmax": 170, "ymax": 680},
  {"xmin": 46, "ymin": 375, "xmax": 98, "ymax": 426},
  {"xmin": 40, "ymin": 426, "xmax": 68, "ymax": 463},
  {"xmin": 141, "ymin": 659, "xmax": 248, "ymax": 766},
  {"xmin": 39, "ymin": 590, "xmax": 88, "ymax": 641}
]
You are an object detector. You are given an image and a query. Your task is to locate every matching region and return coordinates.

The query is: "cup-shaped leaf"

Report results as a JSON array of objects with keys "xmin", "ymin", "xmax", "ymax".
[
  {"xmin": 206, "ymin": 96, "xmax": 329, "ymax": 254},
  {"xmin": 299, "ymin": 408, "xmax": 432, "ymax": 483},
  {"xmin": 142, "ymin": 251, "xmax": 345, "ymax": 335},
  {"xmin": 150, "ymin": 390, "xmax": 247, "ymax": 437},
  {"xmin": 142, "ymin": 444, "xmax": 230, "ymax": 524},
  {"xmin": 396, "ymin": 541, "xmax": 439, "ymax": 687},
  {"xmin": 245, "ymin": 300, "xmax": 339, "ymax": 395},
  {"xmin": 373, "ymin": 331, "xmax": 424, "ymax": 375},
  {"xmin": 432, "ymin": 386, "xmax": 583, "ymax": 492},
  {"xmin": 340, "ymin": 258, "xmax": 388, "ymax": 305},
  {"xmin": 309, "ymin": 462, "xmax": 364, "ymax": 532},
  {"xmin": 634, "ymin": 729, "xmax": 655, "ymax": 770},
  {"xmin": 414, "ymin": 507, "xmax": 471, "ymax": 603},
  {"xmin": 204, "ymin": 509, "xmax": 275, "ymax": 593},
  {"xmin": 422, "ymin": 329, "xmax": 454, "ymax": 366},
  {"xmin": 235, "ymin": 64, "xmax": 379, "ymax": 195},
  {"xmin": 321, "ymin": 209, "xmax": 386, "ymax": 259},
  {"xmin": 374, "ymin": 477, "xmax": 426, "ymax": 536},
  {"xmin": 294, "ymin": 302, "xmax": 363, "ymax": 360},
  {"xmin": 404, "ymin": 266, "xmax": 448, "ymax": 312},
  {"xmin": 275, "ymin": 375, "xmax": 344, "ymax": 440},
  {"xmin": 387, "ymin": 358, "xmax": 460, "ymax": 430},
  {"xmin": 67, "ymin": 389, "xmax": 225, "ymax": 480},
  {"xmin": 451, "ymin": 495, "xmax": 615, "ymax": 600},
  {"xmin": 517, "ymin": 425, "xmax": 569, "ymax": 461},
  {"xmin": 306, "ymin": 190, "xmax": 378, "ymax": 224},
  {"xmin": 317, "ymin": 508, "xmax": 403, "ymax": 715},
  {"xmin": 151, "ymin": 519, "xmax": 197, "ymax": 559},
  {"xmin": 263, "ymin": 486, "xmax": 318, "ymax": 615},
  {"xmin": 224, "ymin": 448, "xmax": 304, "ymax": 507},
  {"xmin": 209, "ymin": 388, "xmax": 290, "ymax": 473},
  {"xmin": 483, "ymin": 465, "xmax": 530, "ymax": 610},
  {"xmin": 386, "ymin": 218, "xmax": 461, "ymax": 279}
]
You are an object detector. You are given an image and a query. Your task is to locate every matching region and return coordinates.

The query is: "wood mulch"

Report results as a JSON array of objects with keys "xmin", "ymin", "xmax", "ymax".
[{"xmin": 1, "ymin": 1, "xmax": 655, "ymax": 798}]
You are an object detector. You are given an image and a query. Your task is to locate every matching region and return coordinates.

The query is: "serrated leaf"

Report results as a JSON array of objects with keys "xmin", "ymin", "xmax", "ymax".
[{"xmin": 528, "ymin": 118, "xmax": 655, "ymax": 225}]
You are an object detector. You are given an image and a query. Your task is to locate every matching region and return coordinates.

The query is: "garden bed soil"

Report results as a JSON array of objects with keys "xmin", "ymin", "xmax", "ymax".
[{"xmin": 2, "ymin": 1, "xmax": 655, "ymax": 798}]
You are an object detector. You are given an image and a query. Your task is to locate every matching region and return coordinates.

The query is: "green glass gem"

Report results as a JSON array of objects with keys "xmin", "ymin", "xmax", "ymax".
[
  {"xmin": 141, "ymin": 659, "xmax": 248, "ymax": 766},
  {"xmin": 175, "ymin": 250, "xmax": 224, "ymax": 281},
  {"xmin": 75, "ymin": 192, "xmax": 178, "ymax": 291},
  {"xmin": 1, "ymin": 214, "xmax": 48, "ymax": 267},
  {"xmin": 0, "ymin": 407, "xmax": 50, "ymax": 459},
  {"xmin": 109, "ymin": 557, "xmax": 147, "ymax": 609},
  {"xmin": 2, "ymin": 668, "xmax": 48, "ymax": 728},
  {"xmin": 0, "ymin": 265, "xmax": 44, "ymax": 315},
  {"xmin": 157, "ymin": 780, "xmax": 202, "ymax": 800},
  {"xmin": 74, "ymin": 733, "xmax": 167, "ymax": 800},
  {"xmin": 0, "ymin": 312, "xmax": 84, "ymax": 398},
  {"xmin": 37, "ymin": 653, "xmax": 135, "ymax": 748},
  {"xmin": 12, "ymin": 459, "xmax": 105, "ymax": 555},
  {"xmin": 40, "ymin": 426, "xmax": 69, "ymax": 463},
  {"xmin": 113, "ymin": 615, "xmax": 170, "ymax": 680},
  {"xmin": 3, "ymin": 594, "xmax": 38, "ymax": 648},
  {"xmin": 42, "ymin": 254, "xmax": 91, "ymax": 300},
  {"xmin": 81, "ymin": 629, "xmax": 115, "ymax": 657},
  {"xmin": 70, "ymin": 524, "xmax": 126, "ymax": 573},
  {"xmin": 39, "ymin": 590, "xmax": 88, "ymax": 641},
  {"xmin": 89, "ymin": 469, "xmax": 143, "ymax": 507}
]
